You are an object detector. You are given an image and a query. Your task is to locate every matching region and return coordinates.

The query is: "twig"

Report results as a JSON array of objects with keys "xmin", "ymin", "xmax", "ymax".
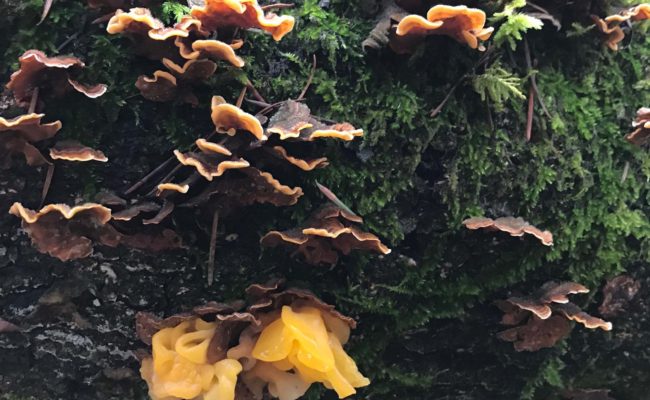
[
  {"xmin": 91, "ymin": 11, "xmax": 115, "ymax": 25},
  {"xmin": 261, "ymin": 3, "xmax": 294, "ymax": 11},
  {"xmin": 56, "ymin": 32, "xmax": 81, "ymax": 52},
  {"xmin": 245, "ymin": 80, "xmax": 267, "ymax": 104},
  {"xmin": 297, "ymin": 54, "xmax": 317, "ymax": 100},
  {"xmin": 621, "ymin": 161, "xmax": 630, "ymax": 183},
  {"xmin": 38, "ymin": 0, "xmax": 54, "ymax": 25},
  {"xmin": 256, "ymin": 98, "xmax": 306, "ymax": 115},
  {"xmin": 525, "ymin": 85, "xmax": 534, "ymax": 142},
  {"xmin": 236, "ymin": 86, "xmax": 248, "ymax": 108},
  {"xmin": 430, "ymin": 47, "xmax": 494, "ymax": 117},
  {"xmin": 41, "ymin": 164, "xmax": 55, "ymax": 206},
  {"xmin": 124, "ymin": 156, "xmax": 174, "ymax": 195},
  {"xmin": 245, "ymin": 98, "xmax": 272, "ymax": 108},
  {"xmin": 207, "ymin": 210, "xmax": 219, "ymax": 286},
  {"xmin": 28, "ymin": 87, "xmax": 39, "ymax": 114},
  {"xmin": 524, "ymin": 38, "xmax": 551, "ymax": 119}
]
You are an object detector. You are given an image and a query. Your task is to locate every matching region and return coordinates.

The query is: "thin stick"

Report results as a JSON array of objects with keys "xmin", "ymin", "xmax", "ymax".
[
  {"xmin": 297, "ymin": 54, "xmax": 317, "ymax": 100},
  {"xmin": 124, "ymin": 156, "xmax": 174, "ymax": 195},
  {"xmin": 245, "ymin": 98, "xmax": 272, "ymax": 108},
  {"xmin": 246, "ymin": 81, "xmax": 267, "ymax": 103},
  {"xmin": 28, "ymin": 87, "xmax": 39, "ymax": 114},
  {"xmin": 524, "ymin": 39, "xmax": 551, "ymax": 119},
  {"xmin": 147, "ymin": 163, "xmax": 183, "ymax": 197},
  {"xmin": 91, "ymin": 11, "xmax": 115, "ymax": 24},
  {"xmin": 56, "ymin": 32, "xmax": 81, "ymax": 52},
  {"xmin": 41, "ymin": 164, "xmax": 55, "ymax": 206},
  {"xmin": 430, "ymin": 48, "xmax": 493, "ymax": 117},
  {"xmin": 525, "ymin": 85, "xmax": 534, "ymax": 142},
  {"xmin": 207, "ymin": 210, "xmax": 219, "ymax": 286},
  {"xmin": 261, "ymin": 3, "xmax": 294, "ymax": 11},
  {"xmin": 236, "ymin": 86, "xmax": 248, "ymax": 108}
]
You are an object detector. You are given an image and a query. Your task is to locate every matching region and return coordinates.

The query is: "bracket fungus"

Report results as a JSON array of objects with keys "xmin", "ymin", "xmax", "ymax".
[
  {"xmin": 190, "ymin": 0, "xmax": 295, "ymax": 41},
  {"xmin": 136, "ymin": 281, "xmax": 368, "ymax": 400},
  {"xmin": 8, "ymin": 202, "xmax": 118, "ymax": 261},
  {"xmin": 497, "ymin": 282, "xmax": 612, "ymax": 352},
  {"xmin": 462, "ymin": 216, "xmax": 553, "ymax": 246},
  {"xmin": 592, "ymin": 4, "xmax": 650, "ymax": 51},
  {"xmin": 0, "ymin": 113, "xmax": 61, "ymax": 167},
  {"xmin": 393, "ymin": 5, "xmax": 494, "ymax": 52},
  {"xmin": 49, "ymin": 140, "xmax": 108, "ymax": 162},
  {"xmin": 261, "ymin": 204, "xmax": 391, "ymax": 266},
  {"xmin": 6, "ymin": 50, "xmax": 107, "ymax": 107},
  {"xmin": 625, "ymin": 107, "xmax": 649, "ymax": 146}
]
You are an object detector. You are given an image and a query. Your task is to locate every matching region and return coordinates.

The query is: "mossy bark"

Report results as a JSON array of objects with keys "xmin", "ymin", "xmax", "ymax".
[{"xmin": 1, "ymin": 0, "xmax": 649, "ymax": 399}]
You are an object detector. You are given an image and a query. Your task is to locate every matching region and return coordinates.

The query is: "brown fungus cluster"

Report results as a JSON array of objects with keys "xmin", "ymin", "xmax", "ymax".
[
  {"xmin": 625, "ymin": 107, "xmax": 650, "ymax": 146},
  {"xmin": 107, "ymin": 1, "xmax": 294, "ymax": 103},
  {"xmin": 135, "ymin": 280, "xmax": 368, "ymax": 400},
  {"xmin": 463, "ymin": 216, "xmax": 553, "ymax": 246},
  {"xmin": 261, "ymin": 204, "xmax": 391, "ymax": 266},
  {"xmin": 364, "ymin": 2, "xmax": 493, "ymax": 53},
  {"xmin": 497, "ymin": 282, "xmax": 612, "ymax": 352},
  {"xmin": 8, "ymin": 201, "xmax": 182, "ymax": 261},
  {"xmin": 592, "ymin": 4, "xmax": 650, "ymax": 51},
  {"xmin": 0, "ymin": 113, "xmax": 61, "ymax": 167}
]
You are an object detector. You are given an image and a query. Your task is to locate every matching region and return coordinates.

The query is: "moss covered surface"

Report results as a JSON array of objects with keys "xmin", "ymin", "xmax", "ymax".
[{"xmin": 0, "ymin": 0, "xmax": 649, "ymax": 399}]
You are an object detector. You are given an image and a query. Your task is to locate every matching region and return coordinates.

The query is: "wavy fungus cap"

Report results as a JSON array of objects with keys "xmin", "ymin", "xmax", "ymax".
[
  {"xmin": 211, "ymin": 96, "xmax": 266, "ymax": 140},
  {"xmin": 49, "ymin": 140, "xmax": 108, "ymax": 162},
  {"xmin": 395, "ymin": 5, "xmax": 493, "ymax": 50},
  {"xmin": 462, "ymin": 216, "xmax": 554, "ymax": 246},
  {"xmin": 8, "ymin": 202, "xmax": 118, "ymax": 261},
  {"xmin": 261, "ymin": 204, "xmax": 391, "ymax": 266},
  {"xmin": 626, "ymin": 107, "xmax": 650, "ymax": 146},
  {"xmin": 0, "ymin": 113, "xmax": 61, "ymax": 167},
  {"xmin": 6, "ymin": 50, "xmax": 107, "ymax": 106},
  {"xmin": 496, "ymin": 281, "xmax": 612, "ymax": 351},
  {"xmin": 190, "ymin": 0, "xmax": 295, "ymax": 41}
]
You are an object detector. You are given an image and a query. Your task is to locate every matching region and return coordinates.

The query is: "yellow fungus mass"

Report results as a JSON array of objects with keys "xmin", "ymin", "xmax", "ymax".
[
  {"xmin": 141, "ymin": 319, "xmax": 243, "ymax": 400},
  {"xmin": 251, "ymin": 306, "xmax": 369, "ymax": 399}
]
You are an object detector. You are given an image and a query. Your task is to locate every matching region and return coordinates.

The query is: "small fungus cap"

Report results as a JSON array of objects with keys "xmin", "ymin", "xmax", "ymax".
[
  {"xmin": 49, "ymin": 140, "xmax": 108, "ymax": 162},
  {"xmin": 211, "ymin": 96, "xmax": 266, "ymax": 140}
]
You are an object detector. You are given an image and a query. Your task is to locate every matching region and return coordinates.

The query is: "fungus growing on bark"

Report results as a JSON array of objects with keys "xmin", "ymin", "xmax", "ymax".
[
  {"xmin": 136, "ymin": 281, "xmax": 368, "ymax": 400},
  {"xmin": 625, "ymin": 107, "xmax": 650, "ymax": 146},
  {"xmin": 190, "ymin": 0, "xmax": 295, "ymax": 41},
  {"xmin": 211, "ymin": 96, "xmax": 266, "ymax": 140},
  {"xmin": 394, "ymin": 5, "xmax": 494, "ymax": 51},
  {"xmin": 496, "ymin": 282, "xmax": 612, "ymax": 351},
  {"xmin": 49, "ymin": 140, "xmax": 108, "ymax": 162},
  {"xmin": 261, "ymin": 204, "xmax": 391, "ymax": 266},
  {"xmin": 598, "ymin": 275, "xmax": 640, "ymax": 318},
  {"xmin": 8, "ymin": 202, "xmax": 118, "ymax": 261},
  {"xmin": 136, "ymin": 58, "xmax": 218, "ymax": 104},
  {"xmin": 6, "ymin": 50, "xmax": 107, "ymax": 107},
  {"xmin": 592, "ymin": 4, "xmax": 650, "ymax": 51},
  {"xmin": 462, "ymin": 216, "xmax": 554, "ymax": 246},
  {"xmin": 0, "ymin": 113, "xmax": 61, "ymax": 167}
]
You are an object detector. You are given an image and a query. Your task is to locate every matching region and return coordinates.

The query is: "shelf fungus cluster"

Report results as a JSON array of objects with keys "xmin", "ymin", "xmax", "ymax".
[
  {"xmin": 625, "ymin": 107, "xmax": 649, "ymax": 146},
  {"xmin": 150, "ymin": 98, "xmax": 362, "ymax": 219},
  {"xmin": 592, "ymin": 3, "xmax": 650, "ymax": 51},
  {"xmin": 106, "ymin": 0, "xmax": 294, "ymax": 103},
  {"xmin": 2, "ymin": 50, "xmax": 108, "ymax": 167},
  {"xmin": 496, "ymin": 282, "xmax": 612, "ymax": 352},
  {"xmin": 363, "ymin": 2, "xmax": 493, "ymax": 53},
  {"xmin": 135, "ymin": 281, "xmax": 369, "ymax": 400},
  {"xmin": 261, "ymin": 204, "xmax": 391, "ymax": 266},
  {"xmin": 462, "ymin": 216, "xmax": 553, "ymax": 246},
  {"xmin": 8, "ymin": 201, "xmax": 182, "ymax": 261}
]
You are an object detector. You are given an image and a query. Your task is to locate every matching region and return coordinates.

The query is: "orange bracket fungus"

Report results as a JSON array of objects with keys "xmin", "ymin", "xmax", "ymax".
[
  {"xmin": 625, "ymin": 107, "xmax": 650, "ymax": 146},
  {"xmin": 261, "ymin": 204, "xmax": 391, "ymax": 266},
  {"xmin": 6, "ymin": 50, "xmax": 107, "ymax": 107},
  {"xmin": 49, "ymin": 140, "xmax": 108, "ymax": 162},
  {"xmin": 592, "ymin": 4, "xmax": 650, "ymax": 51},
  {"xmin": 497, "ymin": 282, "xmax": 612, "ymax": 352},
  {"xmin": 190, "ymin": 0, "xmax": 295, "ymax": 41},
  {"xmin": 393, "ymin": 5, "xmax": 494, "ymax": 52},
  {"xmin": 462, "ymin": 216, "xmax": 553, "ymax": 246},
  {"xmin": 0, "ymin": 113, "xmax": 61, "ymax": 167},
  {"xmin": 8, "ymin": 202, "xmax": 119, "ymax": 261},
  {"xmin": 135, "ymin": 281, "xmax": 369, "ymax": 400}
]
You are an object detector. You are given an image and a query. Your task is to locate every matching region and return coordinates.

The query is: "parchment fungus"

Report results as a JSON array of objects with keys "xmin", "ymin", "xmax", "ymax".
[
  {"xmin": 463, "ymin": 216, "xmax": 553, "ymax": 246},
  {"xmin": 497, "ymin": 282, "xmax": 612, "ymax": 352},
  {"xmin": 0, "ymin": 113, "xmax": 61, "ymax": 167},
  {"xmin": 261, "ymin": 204, "xmax": 391, "ymax": 266}
]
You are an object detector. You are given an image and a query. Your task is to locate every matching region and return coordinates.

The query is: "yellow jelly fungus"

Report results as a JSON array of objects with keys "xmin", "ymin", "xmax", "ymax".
[
  {"xmin": 141, "ymin": 319, "xmax": 243, "ymax": 400},
  {"xmin": 251, "ymin": 306, "xmax": 369, "ymax": 399}
]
